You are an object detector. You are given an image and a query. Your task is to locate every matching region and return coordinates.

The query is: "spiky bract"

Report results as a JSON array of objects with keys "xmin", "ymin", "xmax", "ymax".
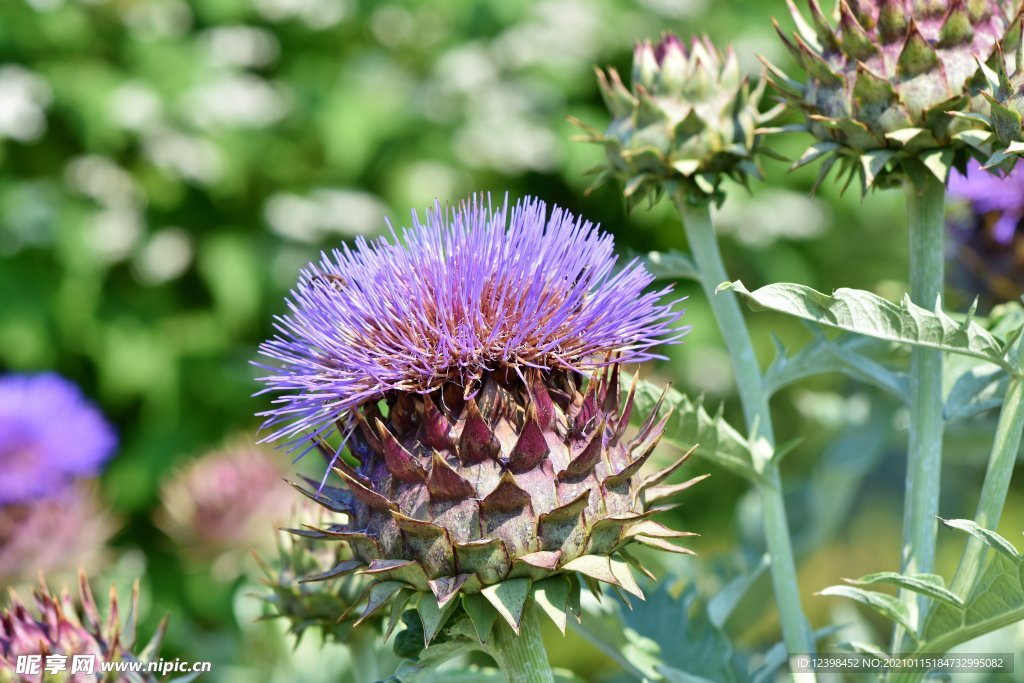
[
  {"xmin": 290, "ymin": 366, "xmax": 698, "ymax": 641},
  {"xmin": 964, "ymin": 14, "xmax": 1024, "ymax": 167},
  {"xmin": 0, "ymin": 574, "xmax": 165, "ymax": 683},
  {"xmin": 258, "ymin": 197, "xmax": 696, "ymax": 643},
  {"xmin": 579, "ymin": 34, "xmax": 777, "ymax": 208},
  {"xmin": 255, "ymin": 507, "xmax": 378, "ymax": 644},
  {"xmin": 769, "ymin": 0, "xmax": 1022, "ymax": 192}
]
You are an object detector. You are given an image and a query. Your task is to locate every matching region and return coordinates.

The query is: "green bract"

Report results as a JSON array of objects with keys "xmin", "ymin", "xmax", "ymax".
[
  {"xmin": 966, "ymin": 14, "xmax": 1024, "ymax": 168},
  {"xmin": 257, "ymin": 509, "xmax": 379, "ymax": 644},
  {"xmin": 768, "ymin": 0, "xmax": 1022, "ymax": 192},
  {"xmin": 579, "ymin": 34, "xmax": 778, "ymax": 208}
]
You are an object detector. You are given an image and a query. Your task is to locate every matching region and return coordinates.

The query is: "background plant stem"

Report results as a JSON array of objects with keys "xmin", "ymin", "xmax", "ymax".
[
  {"xmin": 488, "ymin": 606, "xmax": 555, "ymax": 683},
  {"xmin": 347, "ymin": 626, "xmax": 381, "ymax": 683},
  {"xmin": 675, "ymin": 195, "xmax": 815, "ymax": 673},
  {"xmin": 895, "ymin": 174, "xmax": 946, "ymax": 650},
  {"xmin": 950, "ymin": 348, "xmax": 1024, "ymax": 597}
]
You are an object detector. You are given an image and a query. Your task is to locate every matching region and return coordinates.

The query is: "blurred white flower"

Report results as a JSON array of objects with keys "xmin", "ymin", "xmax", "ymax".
[
  {"xmin": 0, "ymin": 65, "xmax": 52, "ymax": 142},
  {"xmin": 183, "ymin": 74, "xmax": 289, "ymax": 129},
  {"xmin": 133, "ymin": 228, "xmax": 193, "ymax": 285},
  {"xmin": 452, "ymin": 86, "xmax": 562, "ymax": 173},
  {"xmin": 370, "ymin": 5, "xmax": 415, "ymax": 47},
  {"xmin": 492, "ymin": 0, "xmax": 603, "ymax": 69},
  {"xmin": 90, "ymin": 208, "xmax": 143, "ymax": 263},
  {"xmin": 121, "ymin": 0, "xmax": 193, "ymax": 40},
  {"xmin": 264, "ymin": 189, "xmax": 389, "ymax": 243},
  {"xmin": 65, "ymin": 156, "xmax": 142, "ymax": 209},
  {"xmin": 142, "ymin": 127, "xmax": 224, "ymax": 185},
  {"xmin": 109, "ymin": 82, "xmax": 163, "ymax": 131},
  {"xmin": 713, "ymin": 189, "xmax": 830, "ymax": 248},
  {"xmin": 636, "ymin": 0, "xmax": 708, "ymax": 19},
  {"xmin": 254, "ymin": 0, "xmax": 350, "ymax": 30},
  {"xmin": 200, "ymin": 26, "xmax": 280, "ymax": 69}
]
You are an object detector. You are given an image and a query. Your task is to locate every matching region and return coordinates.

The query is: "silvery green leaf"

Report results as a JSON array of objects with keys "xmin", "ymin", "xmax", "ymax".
[
  {"xmin": 720, "ymin": 281, "xmax": 1013, "ymax": 372},
  {"xmin": 919, "ymin": 522, "xmax": 1024, "ymax": 650},
  {"xmin": 845, "ymin": 573, "xmax": 962, "ymax": 608},
  {"xmin": 751, "ymin": 625, "xmax": 845, "ymax": 683},
  {"xmin": 944, "ymin": 358, "xmax": 1007, "ymax": 422},
  {"xmin": 634, "ymin": 381, "xmax": 765, "ymax": 485},
  {"xmin": 763, "ymin": 330, "xmax": 908, "ymax": 400},
  {"xmin": 707, "ymin": 555, "xmax": 769, "ymax": 628},
  {"xmin": 817, "ymin": 585, "xmax": 916, "ymax": 635}
]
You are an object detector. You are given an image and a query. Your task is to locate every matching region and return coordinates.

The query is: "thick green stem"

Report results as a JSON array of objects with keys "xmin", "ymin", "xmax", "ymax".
[
  {"xmin": 675, "ymin": 196, "xmax": 815, "ymax": 671},
  {"xmin": 347, "ymin": 626, "xmax": 381, "ymax": 683},
  {"xmin": 950, "ymin": 371, "xmax": 1024, "ymax": 597},
  {"xmin": 488, "ymin": 606, "xmax": 555, "ymax": 683},
  {"xmin": 895, "ymin": 175, "xmax": 946, "ymax": 650}
]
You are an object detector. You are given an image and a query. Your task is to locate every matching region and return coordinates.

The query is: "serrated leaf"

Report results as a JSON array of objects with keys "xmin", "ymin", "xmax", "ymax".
[
  {"xmin": 940, "ymin": 519, "xmax": 1019, "ymax": 559},
  {"xmin": 846, "ymin": 572, "xmax": 963, "ymax": 608},
  {"xmin": 763, "ymin": 330, "xmax": 908, "ymax": 400},
  {"xmin": 825, "ymin": 521, "xmax": 1024, "ymax": 660},
  {"xmin": 944, "ymin": 357, "xmax": 1008, "ymax": 422},
  {"xmin": 721, "ymin": 281, "xmax": 1014, "ymax": 372},
  {"xmin": 634, "ymin": 381, "xmax": 765, "ymax": 485},
  {"xmin": 818, "ymin": 585, "xmax": 916, "ymax": 635}
]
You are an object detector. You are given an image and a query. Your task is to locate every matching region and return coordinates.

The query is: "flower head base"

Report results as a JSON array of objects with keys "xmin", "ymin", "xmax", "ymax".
[
  {"xmin": 768, "ymin": 0, "xmax": 1021, "ymax": 192},
  {"xmin": 157, "ymin": 440, "xmax": 293, "ymax": 561},
  {"xmin": 258, "ymin": 196, "xmax": 698, "ymax": 642},
  {"xmin": 577, "ymin": 34, "xmax": 778, "ymax": 208},
  {"xmin": 0, "ymin": 484, "xmax": 117, "ymax": 590},
  {"xmin": 0, "ymin": 573, "xmax": 166, "ymax": 683},
  {"xmin": 947, "ymin": 160, "xmax": 1024, "ymax": 302},
  {"xmin": 0, "ymin": 373, "xmax": 116, "ymax": 505}
]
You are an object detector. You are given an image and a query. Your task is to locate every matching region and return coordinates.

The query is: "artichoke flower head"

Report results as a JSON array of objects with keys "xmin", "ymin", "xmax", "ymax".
[
  {"xmin": 769, "ymin": 0, "xmax": 1024, "ymax": 192},
  {"xmin": 579, "ymin": 34, "xmax": 780, "ymax": 208},
  {"xmin": 256, "ymin": 196, "xmax": 698, "ymax": 644}
]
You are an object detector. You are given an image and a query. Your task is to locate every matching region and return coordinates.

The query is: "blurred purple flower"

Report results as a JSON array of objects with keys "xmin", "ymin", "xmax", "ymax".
[
  {"xmin": 256, "ymin": 194, "xmax": 686, "ymax": 448},
  {"xmin": 157, "ymin": 439, "xmax": 293, "ymax": 562},
  {"xmin": 948, "ymin": 160, "xmax": 1024, "ymax": 245},
  {"xmin": 0, "ymin": 373, "xmax": 116, "ymax": 504}
]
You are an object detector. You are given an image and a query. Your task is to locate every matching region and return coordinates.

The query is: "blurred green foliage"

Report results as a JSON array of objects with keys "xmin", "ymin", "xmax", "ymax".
[{"xmin": 1, "ymin": 0, "xmax": 1021, "ymax": 681}]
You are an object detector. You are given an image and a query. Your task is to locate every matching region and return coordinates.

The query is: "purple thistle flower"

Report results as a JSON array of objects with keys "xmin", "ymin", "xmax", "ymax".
[
  {"xmin": 257, "ymin": 194, "xmax": 686, "ymax": 448},
  {"xmin": 0, "ymin": 373, "xmax": 116, "ymax": 505},
  {"xmin": 948, "ymin": 160, "xmax": 1024, "ymax": 245}
]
